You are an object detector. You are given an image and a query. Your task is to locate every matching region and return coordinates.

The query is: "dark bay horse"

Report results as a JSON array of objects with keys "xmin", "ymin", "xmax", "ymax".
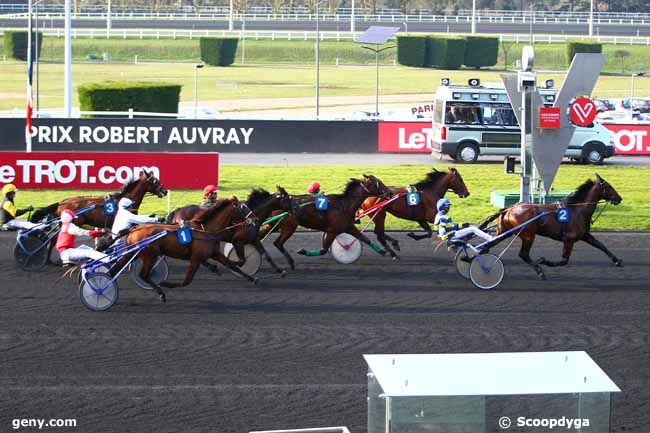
[
  {"xmin": 117, "ymin": 198, "xmax": 257, "ymax": 302},
  {"xmin": 359, "ymin": 167, "xmax": 470, "ymax": 257},
  {"xmin": 479, "ymin": 174, "xmax": 623, "ymax": 280},
  {"xmin": 31, "ymin": 169, "xmax": 167, "ymax": 227},
  {"xmin": 260, "ymin": 175, "xmax": 392, "ymax": 270},
  {"xmin": 167, "ymin": 187, "xmax": 293, "ymax": 275}
]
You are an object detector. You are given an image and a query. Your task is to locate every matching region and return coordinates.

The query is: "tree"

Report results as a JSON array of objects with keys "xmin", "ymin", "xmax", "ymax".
[{"xmin": 613, "ymin": 49, "xmax": 631, "ymax": 73}]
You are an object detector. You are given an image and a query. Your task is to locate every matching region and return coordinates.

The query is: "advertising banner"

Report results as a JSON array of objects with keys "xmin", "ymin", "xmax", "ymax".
[
  {"xmin": 602, "ymin": 124, "xmax": 650, "ymax": 155},
  {"xmin": 0, "ymin": 152, "xmax": 219, "ymax": 189},
  {"xmin": 377, "ymin": 122, "xmax": 432, "ymax": 153}
]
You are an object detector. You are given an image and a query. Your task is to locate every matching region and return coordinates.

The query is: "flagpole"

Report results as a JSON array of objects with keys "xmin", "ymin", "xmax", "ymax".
[
  {"xmin": 26, "ymin": 0, "xmax": 33, "ymax": 152},
  {"xmin": 64, "ymin": 0, "xmax": 72, "ymax": 118}
]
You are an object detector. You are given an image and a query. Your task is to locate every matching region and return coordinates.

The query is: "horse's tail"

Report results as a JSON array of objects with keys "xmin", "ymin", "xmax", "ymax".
[
  {"xmin": 478, "ymin": 207, "xmax": 509, "ymax": 230},
  {"xmin": 30, "ymin": 202, "xmax": 59, "ymax": 223}
]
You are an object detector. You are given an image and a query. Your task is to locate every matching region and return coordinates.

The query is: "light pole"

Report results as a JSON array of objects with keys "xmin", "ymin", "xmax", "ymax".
[
  {"xmin": 64, "ymin": 0, "xmax": 72, "ymax": 117},
  {"xmin": 316, "ymin": 0, "xmax": 321, "ymax": 118},
  {"xmin": 107, "ymin": 0, "xmax": 111, "ymax": 37},
  {"xmin": 529, "ymin": 2, "xmax": 534, "ymax": 44},
  {"xmin": 361, "ymin": 45, "xmax": 396, "ymax": 117},
  {"xmin": 471, "ymin": 0, "xmax": 476, "ymax": 34},
  {"xmin": 228, "ymin": 0, "xmax": 234, "ymax": 32},
  {"xmin": 194, "ymin": 63, "xmax": 204, "ymax": 118},
  {"xmin": 351, "ymin": 0, "xmax": 355, "ymax": 34},
  {"xmin": 589, "ymin": 0, "xmax": 594, "ymax": 37}
]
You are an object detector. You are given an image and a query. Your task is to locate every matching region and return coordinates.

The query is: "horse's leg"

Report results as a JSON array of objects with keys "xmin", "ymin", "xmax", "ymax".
[
  {"xmin": 201, "ymin": 261, "xmax": 222, "ymax": 275},
  {"xmin": 297, "ymin": 229, "xmax": 336, "ymax": 256},
  {"xmin": 274, "ymin": 220, "xmax": 298, "ymax": 269},
  {"xmin": 231, "ymin": 242, "xmax": 247, "ymax": 267},
  {"xmin": 372, "ymin": 211, "xmax": 400, "ymax": 254},
  {"xmin": 254, "ymin": 239, "xmax": 286, "ymax": 276},
  {"xmin": 139, "ymin": 254, "xmax": 167, "ymax": 302},
  {"xmin": 161, "ymin": 258, "xmax": 201, "ymax": 290},
  {"xmin": 407, "ymin": 219, "xmax": 434, "ymax": 241},
  {"xmin": 538, "ymin": 240, "xmax": 575, "ymax": 267},
  {"xmin": 518, "ymin": 233, "xmax": 546, "ymax": 280},
  {"xmin": 582, "ymin": 233, "xmax": 624, "ymax": 267},
  {"xmin": 346, "ymin": 226, "xmax": 389, "ymax": 258}
]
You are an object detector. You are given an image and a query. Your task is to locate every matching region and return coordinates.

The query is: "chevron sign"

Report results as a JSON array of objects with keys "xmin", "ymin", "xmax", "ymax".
[{"xmin": 569, "ymin": 97, "xmax": 597, "ymax": 127}]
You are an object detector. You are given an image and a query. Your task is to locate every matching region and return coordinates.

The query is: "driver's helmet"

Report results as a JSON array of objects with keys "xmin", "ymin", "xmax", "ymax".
[
  {"xmin": 307, "ymin": 182, "xmax": 321, "ymax": 194},
  {"xmin": 436, "ymin": 198, "xmax": 451, "ymax": 212},
  {"xmin": 61, "ymin": 209, "xmax": 76, "ymax": 223},
  {"xmin": 118, "ymin": 198, "xmax": 133, "ymax": 209}
]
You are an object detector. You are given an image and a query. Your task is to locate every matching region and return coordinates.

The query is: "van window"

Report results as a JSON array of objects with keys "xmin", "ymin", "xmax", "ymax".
[
  {"xmin": 434, "ymin": 100, "xmax": 445, "ymax": 124},
  {"xmin": 444, "ymin": 101, "xmax": 519, "ymax": 126}
]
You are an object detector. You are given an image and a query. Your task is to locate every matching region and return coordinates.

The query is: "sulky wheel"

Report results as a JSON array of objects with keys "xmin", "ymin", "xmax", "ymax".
[
  {"xmin": 454, "ymin": 247, "xmax": 476, "ymax": 280},
  {"xmin": 130, "ymin": 257, "xmax": 170, "ymax": 290},
  {"xmin": 14, "ymin": 231, "xmax": 50, "ymax": 271},
  {"xmin": 79, "ymin": 272, "xmax": 119, "ymax": 311},
  {"xmin": 469, "ymin": 253, "xmax": 505, "ymax": 290},
  {"xmin": 226, "ymin": 244, "xmax": 262, "ymax": 276},
  {"xmin": 330, "ymin": 233, "xmax": 363, "ymax": 265}
]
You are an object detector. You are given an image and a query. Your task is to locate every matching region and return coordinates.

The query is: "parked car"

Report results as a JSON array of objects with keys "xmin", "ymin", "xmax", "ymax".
[
  {"xmin": 620, "ymin": 98, "xmax": 650, "ymax": 113},
  {"xmin": 593, "ymin": 98, "xmax": 615, "ymax": 112}
]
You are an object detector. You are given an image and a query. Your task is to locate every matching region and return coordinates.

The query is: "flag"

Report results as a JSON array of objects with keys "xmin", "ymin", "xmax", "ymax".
[{"xmin": 25, "ymin": 0, "xmax": 33, "ymax": 152}]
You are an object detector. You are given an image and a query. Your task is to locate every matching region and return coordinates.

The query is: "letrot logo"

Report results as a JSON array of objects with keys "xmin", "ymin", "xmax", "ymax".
[{"xmin": 569, "ymin": 97, "xmax": 597, "ymax": 127}]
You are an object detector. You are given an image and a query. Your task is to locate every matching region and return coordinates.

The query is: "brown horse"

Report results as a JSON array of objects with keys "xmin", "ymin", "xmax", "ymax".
[
  {"xmin": 31, "ymin": 169, "xmax": 168, "ymax": 227},
  {"xmin": 168, "ymin": 186, "xmax": 293, "ymax": 276},
  {"xmin": 116, "ymin": 198, "xmax": 257, "ymax": 302},
  {"xmin": 260, "ymin": 175, "xmax": 392, "ymax": 269},
  {"xmin": 479, "ymin": 174, "xmax": 623, "ymax": 280},
  {"xmin": 359, "ymin": 167, "xmax": 470, "ymax": 257}
]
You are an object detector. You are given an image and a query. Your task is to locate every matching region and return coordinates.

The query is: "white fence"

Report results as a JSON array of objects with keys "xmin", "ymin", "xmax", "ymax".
[{"xmin": 3, "ymin": 27, "xmax": 650, "ymax": 45}]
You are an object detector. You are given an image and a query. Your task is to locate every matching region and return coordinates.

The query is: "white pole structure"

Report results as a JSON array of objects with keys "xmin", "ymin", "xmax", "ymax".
[
  {"xmin": 107, "ymin": 0, "xmax": 112, "ymax": 36},
  {"xmin": 471, "ymin": 0, "xmax": 476, "ymax": 34},
  {"xmin": 194, "ymin": 63, "xmax": 204, "ymax": 118},
  {"xmin": 589, "ymin": 0, "xmax": 594, "ymax": 37},
  {"xmin": 228, "ymin": 0, "xmax": 234, "ymax": 32},
  {"xmin": 26, "ymin": 0, "xmax": 33, "ymax": 152},
  {"xmin": 351, "ymin": 0, "xmax": 355, "ymax": 34},
  {"xmin": 64, "ymin": 0, "xmax": 72, "ymax": 118},
  {"xmin": 316, "ymin": 2, "xmax": 320, "ymax": 119}
]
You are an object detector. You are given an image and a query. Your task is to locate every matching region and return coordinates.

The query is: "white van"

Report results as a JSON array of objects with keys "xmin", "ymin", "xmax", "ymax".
[{"xmin": 430, "ymin": 80, "xmax": 616, "ymax": 164}]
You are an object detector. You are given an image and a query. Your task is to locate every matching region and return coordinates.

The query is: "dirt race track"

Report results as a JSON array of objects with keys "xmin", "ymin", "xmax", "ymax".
[{"xmin": 1, "ymin": 231, "xmax": 649, "ymax": 433}]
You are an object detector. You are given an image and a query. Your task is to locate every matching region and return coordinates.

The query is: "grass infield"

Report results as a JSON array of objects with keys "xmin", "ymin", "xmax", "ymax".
[{"xmin": 11, "ymin": 164, "xmax": 650, "ymax": 231}]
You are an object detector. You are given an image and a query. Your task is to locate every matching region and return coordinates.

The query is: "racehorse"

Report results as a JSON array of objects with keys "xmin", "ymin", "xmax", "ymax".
[
  {"xmin": 260, "ymin": 175, "xmax": 392, "ymax": 270},
  {"xmin": 167, "ymin": 186, "xmax": 293, "ymax": 275},
  {"xmin": 479, "ymin": 174, "xmax": 623, "ymax": 280},
  {"xmin": 31, "ymin": 169, "xmax": 167, "ymax": 227},
  {"xmin": 359, "ymin": 167, "xmax": 470, "ymax": 257},
  {"xmin": 116, "ymin": 198, "xmax": 257, "ymax": 302}
]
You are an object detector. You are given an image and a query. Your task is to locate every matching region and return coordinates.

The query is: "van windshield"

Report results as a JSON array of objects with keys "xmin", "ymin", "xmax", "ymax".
[{"xmin": 443, "ymin": 101, "xmax": 519, "ymax": 126}]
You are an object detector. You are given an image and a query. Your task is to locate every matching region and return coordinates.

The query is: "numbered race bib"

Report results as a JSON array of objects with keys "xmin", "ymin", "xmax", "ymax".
[
  {"xmin": 315, "ymin": 195, "xmax": 329, "ymax": 211},
  {"xmin": 406, "ymin": 192, "xmax": 420, "ymax": 207},
  {"xmin": 177, "ymin": 227, "xmax": 193, "ymax": 245},
  {"xmin": 103, "ymin": 200, "xmax": 117, "ymax": 216},
  {"xmin": 556, "ymin": 208, "xmax": 571, "ymax": 223}
]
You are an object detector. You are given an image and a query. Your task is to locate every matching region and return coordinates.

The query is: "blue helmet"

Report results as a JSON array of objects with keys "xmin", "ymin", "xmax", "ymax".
[{"xmin": 436, "ymin": 198, "xmax": 451, "ymax": 211}]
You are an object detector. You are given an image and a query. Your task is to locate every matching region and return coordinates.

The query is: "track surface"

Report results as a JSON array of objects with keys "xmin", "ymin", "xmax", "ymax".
[{"xmin": 1, "ymin": 231, "xmax": 649, "ymax": 433}]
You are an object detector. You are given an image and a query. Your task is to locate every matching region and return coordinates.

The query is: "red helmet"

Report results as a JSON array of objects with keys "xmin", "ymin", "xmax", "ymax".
[
  {"xmin": 60, "ymin": 209, "xmax": 76, "ymax": 223},
  {"xmin": 203, "ymin": 185, "xmax": 218, "ymax": 198},
  {"xmin": 307, "ymin": 182, "xmax": 321, "ymax": 193}
]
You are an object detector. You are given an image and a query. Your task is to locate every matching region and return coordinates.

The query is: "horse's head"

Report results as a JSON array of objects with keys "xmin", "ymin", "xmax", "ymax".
[
  {"xmin": 362, "ymin": 174, "xmax": 391, "ymax": 199},
  {"xmin": 447, "ymin": 167, "xmax": 470, "ymax": 198},
  {"xmin": 275, "ymin": 185, "xmax": 293, "ymax": 212},
  {"xmin": 595, "ymin": 173, "xmax": 622, "ymax": 205},
  {"xmin": 141, "ymin": 169, "xmax": 168, "ymax": 198}
]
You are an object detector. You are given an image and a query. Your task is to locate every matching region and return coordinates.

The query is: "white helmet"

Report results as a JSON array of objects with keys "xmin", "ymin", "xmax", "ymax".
[
  {"xmin": 60, "ymin": 209, "xmax": 76, "ymax": 223},
  {"xmin": 118, "ymin": 198, "xmax": 133, "ymax": 209}
]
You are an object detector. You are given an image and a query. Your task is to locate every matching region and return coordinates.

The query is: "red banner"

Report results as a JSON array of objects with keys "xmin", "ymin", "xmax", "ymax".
[
  {"xmin": 602, "ymin": 124, "xmax": 650, "ymax": 155},
  {"xmin": 378, "ymin": 122, "xmax": 432, "ymax": 153},
  {"xmin": 539, "ymin": 107, "xmax": 561, "ymax": 129},
  {"xmin": 0, "ymin": 152, "xmax": 219, "ymax": 189}
]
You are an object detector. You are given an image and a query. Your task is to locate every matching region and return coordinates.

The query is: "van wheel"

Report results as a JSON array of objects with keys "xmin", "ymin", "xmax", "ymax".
[
  {"xmin": 454, "ymin": 143, "xmax": 479, "ymax": 163},
  {"xmin": 581, "ymin": 142, "xmax": 605, "ymax": 165}
]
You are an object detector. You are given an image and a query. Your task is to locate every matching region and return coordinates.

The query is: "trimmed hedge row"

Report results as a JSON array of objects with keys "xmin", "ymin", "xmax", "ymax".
[
  {"xmin": 78, "ymin": 81, "xmax": 182, "ymax": 116},
  {"xmin": 3, "ymin": 31, "xmax": 43, "ymax": 61},
  {"xmin": 199, "ymin": 37, "xmax": 238, "ymax": 66},
  {"xmin": 397, "ymin": 35, "xmax": 498, "ymax": 70},
  {"xmin": 566, "ymin": 40, "xmax": 603, "ymax": 64}
]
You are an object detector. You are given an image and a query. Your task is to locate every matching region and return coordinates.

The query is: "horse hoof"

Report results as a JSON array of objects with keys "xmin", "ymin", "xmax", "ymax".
[
  {"xmin": 280, "ymin": 270, "xmax": 288, "ymax": 278},
  {"xmin": 296, "ymin": 249, "xmax": 307, "ymax": 256},
  {"xmin": 391, "ymin": 255, "xmax": 400, "ymax": 261},
  {"xmin": 615, "ymin": 259, "xmax": 624, "ymax": 267},
  {"xmin": 159, "ymin": 293, "xmax": 166, "ymax": 303},
  {"xmin": 538, "ymin": 273, "xmax": 546, "ymax": 281},
  {"xmin": 252, "ymin": 277, "xmax": 259, "ymax": 286},
  {"xmin": 407, "ymin": 232, "xmax": 417, "ymax": 240},
  {"xmin": 392, "ymin": 243, "xmax": 401, "ymax": 252}
]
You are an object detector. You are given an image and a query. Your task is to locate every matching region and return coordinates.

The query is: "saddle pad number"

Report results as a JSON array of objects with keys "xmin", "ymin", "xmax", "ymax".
[
  {"xmin": 406, "ymin": 192, "xmax": 420, "ymax": 207},
  {"xmin": 177, "ymin": 227, "xmax": 193, "ymax": 245},
  {"xmin": 315, "ymin": 196, "xmax": 329, "ymax": 211},
  {"xmin": 103, "ymin": 200, "xmax": 117, "ymax": 216},
  {"xmin": 556, "ymin": 208, "xmax": 570, "ymax": 223}
]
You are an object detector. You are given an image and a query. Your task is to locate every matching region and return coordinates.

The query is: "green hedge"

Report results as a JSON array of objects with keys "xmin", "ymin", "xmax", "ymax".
[
  {"xmin": 199, "ymin": 37, "xmax": 238, "ymax": 66},
  {"xmin": 78, "ymin": 81, "xmax": 182, "ymax": 116},
  {"xmin": 426, "ymin": 36, "xmax": 446, "ymax": 67},
  {"xmin": 396, "ymin": 36, "xmax": 428, "ymax": 67},
  {"xmin": 566, "ymin": 40, "xmax": 603, "ymax": 65},
  {"xmin": 464, "ymin": 36, "xmax": 499, "ymax": 68},
  {"xmin": 3, "ymin": 31, "xmax": 43, "ymax": 61}
]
